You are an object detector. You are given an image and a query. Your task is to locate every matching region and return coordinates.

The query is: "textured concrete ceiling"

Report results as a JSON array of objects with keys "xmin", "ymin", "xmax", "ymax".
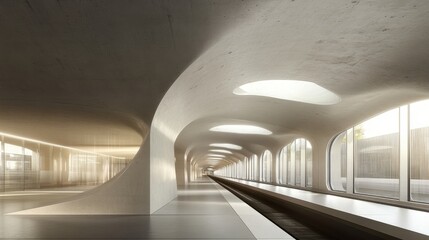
[
  {"xmin": 0, "ymin": 0, "xmax": 258, "ymax": 149},
  {"xmin": 1, "ymin": 0, "xmax": 429, "ymax": 171},
  {"xmin": 160, "ymin": 0, "xmax": 429, "ymax": 171}
]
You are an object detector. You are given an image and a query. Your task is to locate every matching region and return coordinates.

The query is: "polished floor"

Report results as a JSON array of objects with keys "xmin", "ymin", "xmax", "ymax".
[{"xmin": 0, "ymin": 177, "xmax": 292, "ymax": 239}]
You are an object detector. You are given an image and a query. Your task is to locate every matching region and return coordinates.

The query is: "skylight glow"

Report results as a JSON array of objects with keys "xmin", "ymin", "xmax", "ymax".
[
  {"xmin": 206, "ymin": 154, "xmax": 226, "ymax": 158},
  {"xmin": 210, "ymin": 125, "xmax": 272, "ymax": 135},
  {"xmin": 233, "ymin": 80, "xmax": 341, "ymax": 105},
  {"xmin": 210, "ymin": 149, "xmax": 233, "ymax": 154},
  {"xmin": 209, "ymin": 143, "xmax": 242, "ymax": 150}
]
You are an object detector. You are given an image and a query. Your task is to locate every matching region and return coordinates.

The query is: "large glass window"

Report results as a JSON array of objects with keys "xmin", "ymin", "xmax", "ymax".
[
  {"xmin": 261, "ymin": 150, "xmax": 272, "ymax": 182},
  {"xmin": 330, "ymin": 132, "xmax": 347, "ymax": 192},
  {"xmin": 295, "ymin": 139, "xmax": 302, "ymax": 186},
  {"xmin": 0, "ymin": 140, "xmax": 3, "ymax": 192},
  {"xmin": 287, "ymin": 144, "xmax": 294, "ymax": 185},
  {"xmin": 244, "ymin": 157, "xmax": 249, "ymax": 179},
  {"xmin": 0, "ymin": 133, "xmax": 132, "ymax": 193},
  {"xmin": 251, "ymin": 154, "xmax": 258, "ymax": 181},
  {"xmin": 329, "ymin": 100, "xmax": 429, "ymax": 204},
  {"xmin": 305, "ymin": 141, "xmax": 313, "ymax": 187},
  {"xmin": 236, "ymin": 160, "xmax": 241, "ymax": 179},
  {"xmin": 4, "ymin": 138, "xmax": 24, "ymax": 191},
  {"xmin": 243, "ymin": 157, "xmax": 250, "ymax": 179},
  {"xmin": 23, "ymin": 141, "xmax": 40, "ymax": 190},
  {"xmin": 354, "ymin": 109, "xmax": 400, "ymax": 199},
  {"xmin": 279, "ymin": 138, "xmax": 312, "ymax": 188},
  {"xmin": 278, "ymin": 147, "xmax": 287, "ymax": 184},
  {"xmin": 410, "ymin": 100, "xmax": 429, "ymax": 203}
]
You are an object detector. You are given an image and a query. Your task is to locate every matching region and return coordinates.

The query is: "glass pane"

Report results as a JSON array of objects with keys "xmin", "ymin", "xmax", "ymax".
[
  {"xmin": 259, "ymin": 153, "xmax": 264, "ymax": 181},
  {"xmin": 305, "ymin": 140, "xmax": 312, "ymax": 187},
  {"xmin": 0, "ymin": 139, "xmax": 4, "ymax": 192},
  {"xmin": 278, "ymin": 152, "xmax": 281, "ymax": 183},
  {"xmin": 86, "ymin": 154, "xmax": 97, "ymax": 185},
  {"xmin": 52, "ymin": 146, "xmax": 62, "ymax": 187},
  {"xmin": 60, "ymin": 148, "xmax": 71, "ymax": 185},
  {"xmin": 287, "ymin": 144, "xmax": 293, "ymax": 185},
  {"xmin": 410, "ymin": 100, "xmax": 429, "ymax": 203},
  {"xmin": 330, "ymin": 132, "xmax": 347, "ymax": 191},
  {"xmin": 261, "ymin": 152, "xmax": 265, "ymax": 182},
  {"xmin": 240, "ymin": 160, "xmax": 244, "ymax": 179},
  {"xmin": 279, "ymin": 147, "xmax": 287, "ymax": 184},
  {"xmin": 263, "ymin": 150, "xmax": 272, "ymax": 182},
  {"xmin": 253, "ymin": 155, "xmax": 258, "ymax": 181},
  {"xmin": 4, "ymin": 137, "xmax": 24, "ymax": 191},
  {"xmin": 354, "ymin": 108, "xmax": 400, "ymax": 199},
  {"xmin": 295, "ymin": 139, "xmax": 302, "ymax": 186},
  {"xmin": 244, "ymin": 158, "xmax": 247, "ymax": 179},
  {"xmin": 39, "ymin": 144, "xmax": 53, "ymax": 188},
  {"xmin": 23, "ymin": 141, "xmax": 39, "ymax": 190}
]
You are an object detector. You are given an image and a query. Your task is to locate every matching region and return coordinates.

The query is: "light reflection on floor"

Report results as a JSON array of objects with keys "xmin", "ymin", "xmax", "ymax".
[{"xmin": 0, "ymin": 177, "xmax": 257, "ymax": 239}]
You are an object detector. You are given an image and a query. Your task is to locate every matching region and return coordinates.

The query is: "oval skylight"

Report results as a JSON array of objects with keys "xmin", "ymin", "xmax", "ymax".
[
  {"xmin": 233, "ymin": 80, "xmax": 341, "ymax": 105},
  {"xmin": 210, "ymin": 149, "xmax": 233, "ymax": 154},
  {"xmin": 210, "ymin": 124, "xmax": 272, "ymax": 135},
  {"xmin": 206, "ymin": 154, "xmax": 226, "ymax": 158},
  {"xmin": 209, "ymin": 143, "xmax": 242, "ymax": 150},
  {"xmin": 206, "ymin": 157, "xmax": 224, "ymax": 160}
]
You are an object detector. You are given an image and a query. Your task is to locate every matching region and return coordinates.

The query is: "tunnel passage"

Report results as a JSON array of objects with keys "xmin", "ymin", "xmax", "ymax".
[{"xmin": 211, "ymin": 176, "xmax": 400, "ymax": 240}]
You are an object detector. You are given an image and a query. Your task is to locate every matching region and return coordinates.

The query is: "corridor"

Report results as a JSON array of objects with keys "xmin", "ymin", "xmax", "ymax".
[{"xmin": 0, "ymin": 177, "xmax": 291, "ymax": 239}]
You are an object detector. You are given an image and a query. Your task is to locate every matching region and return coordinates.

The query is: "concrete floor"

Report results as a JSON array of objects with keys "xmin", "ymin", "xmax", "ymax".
[{"xmin": 0, "ymin": 178, "xmax": 291, "ymax": 239}]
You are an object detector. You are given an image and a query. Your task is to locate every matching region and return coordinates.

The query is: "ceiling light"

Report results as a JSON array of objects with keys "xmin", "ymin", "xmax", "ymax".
[
  {"xmin": 209, "ymin": 143, "xmax": 242, "ymax": 150},
  {"xmin": 210, "ymin": 124, "xmax": 272, "ymax": 135},
  {"xmin": 206, "ymin": 157, "xmax": 224, "ymax": 160},
  {"xmin": 210, "ymin": 149, "xmax": 233, "ymax": 154},
  {"xmin": 206, "ymin": 154, "xmax": 226, "ymax": 158},
  {"xmin": 233, "ymin": 80, "xmax": 341, "ymax": 105}
]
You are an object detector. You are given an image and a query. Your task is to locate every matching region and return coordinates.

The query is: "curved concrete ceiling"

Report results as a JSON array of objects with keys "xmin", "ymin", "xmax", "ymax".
[
  {"xmin": 0, "ymin": 0, "xmax": 260, "ymax": 149},
  {"xmin": 1, "ymin": 0, "xmax": 429, "ymax": 177},
  {"xmin": 3, "ymin": 0, "xmax": 429, "ymax": 215},
  {"xmin": 156, "ymin": 0, "xmax": 429, "ymax": 171}
]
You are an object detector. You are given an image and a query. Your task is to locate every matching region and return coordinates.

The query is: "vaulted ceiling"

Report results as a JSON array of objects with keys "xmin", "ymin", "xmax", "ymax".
[
  {"xmin": 0, "ymin": 0, "xmax": 260, "ymax": 153},
  {"xmin": 1, "ymin": 0, "xmax": 429, "ymax": 170}
]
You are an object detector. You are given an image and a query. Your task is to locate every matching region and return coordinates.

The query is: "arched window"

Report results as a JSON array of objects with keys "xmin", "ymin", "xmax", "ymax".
[
  {"xmin": 260, "ymin": 150, "xmax": 272, "ymax": 182},
  {"xmin": 409, "ymin": 100, "xmax": 429, "ymax": 202},
  {"xmin": 278, "ymin": 138, "xmax": 312, "ymax": 188},
  {"xmin": 277, "ymin": 147, "xmax": 287, "ymax": 184},
  {"xmin": 329, "ymin": 99, "xmax": 429, "ymax": 203},
  {"xmin": 305, "ymin": 141, "xmax": 313, "ymax": 187},
  {"xmin": 250, "ymin": 154, "xmax": 258, "ymax": 181},
  {"xmin": 330, "ymin": 131, "xmax": 347, "ymax": 192}
]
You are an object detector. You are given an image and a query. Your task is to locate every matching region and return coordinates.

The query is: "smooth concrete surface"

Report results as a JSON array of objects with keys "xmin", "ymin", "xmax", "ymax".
[
  {"xmin": 2, "ymin": 0, "xmax": 429, "ymax": 217},
  {"xmin": 221, "ymin": 177, "xmax": 429, "ymax": 240},
  {"xmin": 0, "ymin": 177, "xmax": 290, "ymax": 239},
  {"xmin": 163, "ymin": 0, "xmax": 429, "ymax": 201}
]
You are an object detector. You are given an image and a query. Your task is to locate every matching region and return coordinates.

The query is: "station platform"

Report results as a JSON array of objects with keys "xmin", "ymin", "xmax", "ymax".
[
  {"xmin": 212, "ymin": 176, "xmax": 429, "ymax": 240},
  {"xmin": 0, "ymin": 177, "xmax": 292, "ymax": 239}
]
